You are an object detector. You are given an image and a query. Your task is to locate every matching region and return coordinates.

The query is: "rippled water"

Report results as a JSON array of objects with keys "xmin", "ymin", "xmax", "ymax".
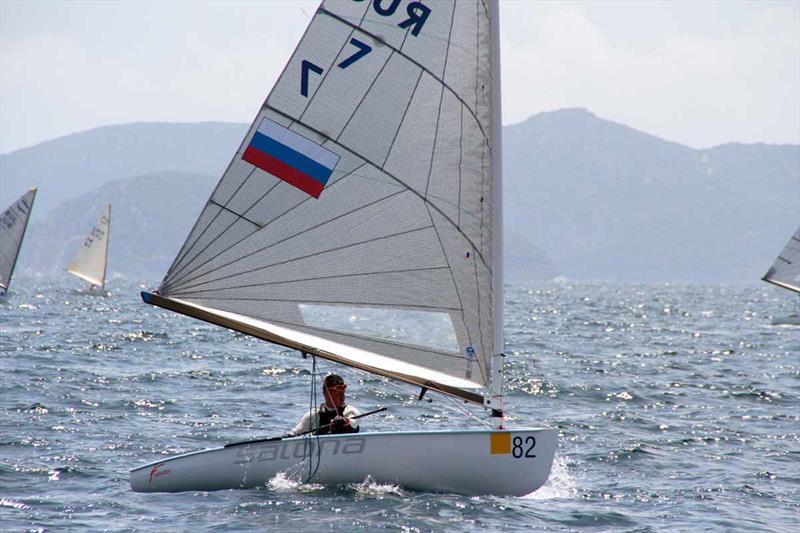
[{"xmin": 1, "ymin": 277, "xmax": 798, "ymax": 532}]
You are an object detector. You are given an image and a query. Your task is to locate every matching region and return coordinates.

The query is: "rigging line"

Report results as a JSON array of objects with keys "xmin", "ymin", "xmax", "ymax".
[
  {"xmin": 263, "ymin": 105, "xmax": 491, "ymax": 271},
  {"xmin": 422, "ymin": 204, "xmax": 488, "ymax": 387},
  {"xmin": 318, "ymin": 6, "xmax": 490, "ymax": 144},
  {"xmin": 377, "ymin": 375, "xmax": 490, "ymax": 428},
  {"xmin": 424, "ymin": 0, "xmax": 457, "ymax": 198},
  {"xmin": 165, "ymin": 190, "xmax": 412, "ymax": 293},
  {"xmin": 304, "ymin": 353, "xmax": 322, "ymax": 482},
  {"xmin": 164, "ymin": 267, "xmax": 451, "ymax": 297},
  {"xmin": 164, "ymin": 162, "xmax": 373, "ymax": 292}
]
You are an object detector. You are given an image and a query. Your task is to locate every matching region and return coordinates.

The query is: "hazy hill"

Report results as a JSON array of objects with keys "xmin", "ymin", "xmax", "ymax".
[
  {"xmin": 1, "ymin": 122, "xmax": 247, "ymax": 216},
  {"xmin": 4, "ymin": 110, "xmax": 798, "ymax": 282},
  {"xmin": 19, "ymin": 172, "xmax": 216, "ymax": 280},
  {"xmin": 504, "ymin": 108, "xmax": 799, "ymax": 282}
]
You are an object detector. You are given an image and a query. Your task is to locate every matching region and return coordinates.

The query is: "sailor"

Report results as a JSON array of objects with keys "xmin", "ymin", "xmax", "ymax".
[{"xmin": 289, "ymin": 374, "xmax": 360, "ymax": 436}]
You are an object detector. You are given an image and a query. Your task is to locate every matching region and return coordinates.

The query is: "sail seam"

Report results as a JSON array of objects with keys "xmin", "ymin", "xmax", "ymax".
[
  {"xmin": 208, "ymin": 200, "xmax": 262, "ymax": 228},
  {"xmin": 263, "ymin": 104, "xmax": 490, "ymax": 271},
  {"xmin": 423, "ymin": 204, "xmax": 489, "ymax": 387},
  {"xmin": 164, "ymin": 163, "xmax": 370, "ymax": 291},
  {"xmin": 166, "ymin": 168, "xmax": 257, "ymax": 282},
  {"xmin": 165, "ymin": 295, "xmax": 461, "ymax": 312},
  {"xmin": 335, "ymin": 51, "xmax": 396, "ymax": 143},
  {"xmin": 458, "ymin": 105, "xmax": 464, "ymax": 228},
  {"xmin": 471, "ymin": 250, "xmax": 488, "ymax": 380},
  {"xmin": 296, "ymin": 8, "xmax": 369, "ymax": 119},
  {"xmin": 165, "ymin": 191, "xmax": 414, "ymax": 292},
  {"xmin": 168, "ymin": 223, "xmax": 431, "ymax": 293},
  {"xmin": 165, "ymin": 266, "xmax": 450, "ymax": 296},
  {"xmin": 381, "ymin": 69, "xmax": 424, "ymax": 168},
  {"xmin": 423, "ymin": 0, "xmax": 457, "ymax": 197},
  {"xmin": 165, "ymin": 4, "xmax": 374, "ymax": 285},
  {"xmin": 318, "ymin": 7, "xmax": 490, "ymax": 145}
]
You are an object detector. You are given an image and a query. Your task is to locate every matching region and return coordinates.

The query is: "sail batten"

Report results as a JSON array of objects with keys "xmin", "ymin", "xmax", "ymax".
[
  {"xmin": 152, "ymin": 0, "xmax": 499, "ymax": 395},
  {"xmin": 762, "ymin": 227, "xmax": 800, "ymax": 294}
]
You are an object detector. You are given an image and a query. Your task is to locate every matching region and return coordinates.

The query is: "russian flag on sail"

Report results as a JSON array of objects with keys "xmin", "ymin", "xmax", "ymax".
[{"xmin": 243, "ymin": 118, "xmax": 340, "ymax": 198}]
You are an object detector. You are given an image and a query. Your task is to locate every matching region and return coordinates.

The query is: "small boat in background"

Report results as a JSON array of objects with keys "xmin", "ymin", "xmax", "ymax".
[
  {"xmin": 67, "ymin": 203, "xmax": 111, "ymax": 296},
  {"xmin": 762, "ymin": 226, "xmax": 800, "ymax": 326},
  {"xmin": 0, "ymin": 187, "xmax": 37, "ymax": 300}
]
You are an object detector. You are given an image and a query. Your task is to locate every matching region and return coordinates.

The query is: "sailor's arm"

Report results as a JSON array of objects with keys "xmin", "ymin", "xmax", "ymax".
[
  {"xmin": 290, "ymin": 410, "xmax": 315, "ymax": 435},
  {"xmin": 342, "ymin": 405, "xmax": 361, "ymax": 430}
]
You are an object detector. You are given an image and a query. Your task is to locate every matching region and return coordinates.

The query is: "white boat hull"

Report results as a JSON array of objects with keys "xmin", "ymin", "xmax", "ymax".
[{"xmin": 131, "ymin": 428, "xmax": 556, "ymax": 496}]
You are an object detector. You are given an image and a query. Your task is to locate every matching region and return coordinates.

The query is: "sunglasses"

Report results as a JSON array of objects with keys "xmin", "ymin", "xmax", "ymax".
[{"xmin": 325, "ymin": 383, "xmax": 346, "ymax": 391}]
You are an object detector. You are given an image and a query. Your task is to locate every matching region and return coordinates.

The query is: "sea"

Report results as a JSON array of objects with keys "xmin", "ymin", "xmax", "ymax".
[{"xmin": 1, "ymin": 276, "xmax": 798, "ymax": 532}]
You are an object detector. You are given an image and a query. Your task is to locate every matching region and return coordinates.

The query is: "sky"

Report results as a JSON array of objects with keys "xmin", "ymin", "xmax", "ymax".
[{"xmin": 0, "ymin": 0, "xmax": 798, "ymax": 154}]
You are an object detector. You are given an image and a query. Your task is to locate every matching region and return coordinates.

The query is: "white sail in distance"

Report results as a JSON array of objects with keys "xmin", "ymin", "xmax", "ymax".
[
  {"xmin": 68, "ymin": 204, "xmax": 111, "ymax": 288},
  {"xmin": 763, "ymin": 226, "xmax": 800, "ymax": 294},
  {"xmin": 148, "ymin": 0, "xmax": 501, "ymax": 404},
  {"xmin": 0, "ymin": 188, "xmax": 37, "ymax": 293}
]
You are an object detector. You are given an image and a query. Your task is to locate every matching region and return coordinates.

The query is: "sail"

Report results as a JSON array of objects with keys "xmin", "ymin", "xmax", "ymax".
[
  {"xmin": 149, "ymin": 0, "xmax": 500, "ymax": 403},
  {"xmin": 68, "ymin": 204, "xmax": 111, "ymax": 288},
  {"xmin": 0, "ymin": 188, "xmax": 37, "ymax": 292},
  {"xmin": 762, "ymin": 226, "xmax": 800, "ymax": 294}
]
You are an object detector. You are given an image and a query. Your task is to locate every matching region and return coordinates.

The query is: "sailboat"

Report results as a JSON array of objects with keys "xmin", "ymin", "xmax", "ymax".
[
  {"xmin": 0, "ymin": 188, "xmax": 37, "ymax": 300},
  {"xmin": 762, "ymin": 226, "xmax": 800, "ymax": 326},
  {"xmin": 67, "ymin": 204, "xmax": 111, "ymax": 296},
  {"xmin": 130, "ymin": 0, "xmax": 556, "ymax": 495}
]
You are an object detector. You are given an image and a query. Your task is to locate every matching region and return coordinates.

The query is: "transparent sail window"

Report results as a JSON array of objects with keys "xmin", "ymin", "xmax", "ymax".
[{"xmin": 299, "ymin": 304, "xmax": 459, "ymax": 353}]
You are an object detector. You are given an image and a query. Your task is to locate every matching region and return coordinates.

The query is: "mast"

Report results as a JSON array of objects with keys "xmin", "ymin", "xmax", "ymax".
[{"xmin": 489, "ymin": 0, "xmax": 505, "ymax": 426}]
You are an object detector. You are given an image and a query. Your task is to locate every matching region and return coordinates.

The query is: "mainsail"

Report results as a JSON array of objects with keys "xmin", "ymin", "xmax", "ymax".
[
  {"xmin": 0, "ymin": 188, "xmax": 37, "ymax": 293},
  {"xmin": 762, "ymin": 226, "xmax": 800, "ymax": 294},
  {"xmin": 147, "ymin": 0, "xmax": 503, "ymax": 405},
  {"xmin": 68, "ymin": 204, "xmax": 111, "ymax": 288}
]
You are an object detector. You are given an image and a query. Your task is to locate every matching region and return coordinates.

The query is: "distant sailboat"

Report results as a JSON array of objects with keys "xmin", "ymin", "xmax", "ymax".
[
  {"xmin": 67, "ymin": 204, "xmax": 110, "ymax": 296},
  {"xmin": 131, "ymin": 0, "xmax": 555, "ymax": 495},
  {"xmin": 0, "ymin": 188, "xmax": 37, "ymax": 299},
  {"xmin": 762, "ymin": 226, "xmax": 800, "ymax": 326}
]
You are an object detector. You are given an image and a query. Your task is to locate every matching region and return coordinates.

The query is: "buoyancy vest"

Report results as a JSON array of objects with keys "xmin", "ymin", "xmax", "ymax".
[{"xmin": 315, "ymin": 404, "xmax": 359, "ymax": 435}]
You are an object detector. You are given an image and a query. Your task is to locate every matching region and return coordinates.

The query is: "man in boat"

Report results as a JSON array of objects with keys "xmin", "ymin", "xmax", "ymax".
[{"xmin": 289, "ymin": 374, "xmax": 360, "ymax": 436}]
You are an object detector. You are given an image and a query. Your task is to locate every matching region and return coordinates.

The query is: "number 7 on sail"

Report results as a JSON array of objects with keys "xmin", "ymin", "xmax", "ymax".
[{"xmin": 242, "ymin": 117, "xmax": 340, "ymax": 199}]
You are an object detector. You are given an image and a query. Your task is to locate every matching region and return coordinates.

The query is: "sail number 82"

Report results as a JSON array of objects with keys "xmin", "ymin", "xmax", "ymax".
[{"xmin": 512, "ymin": 436, "xmax": 536, "ymax": 458}]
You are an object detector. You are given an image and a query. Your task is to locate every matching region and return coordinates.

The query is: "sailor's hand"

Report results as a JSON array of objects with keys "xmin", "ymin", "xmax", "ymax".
[
  {"xmin": 282, "ymin": 431, "xmax": 295, "ymax": 438},
  {"xmin": 331, "ymin": 416, "xmax": 348, "ymax": 429}
]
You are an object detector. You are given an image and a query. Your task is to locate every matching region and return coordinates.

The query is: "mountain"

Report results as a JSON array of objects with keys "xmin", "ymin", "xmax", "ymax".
[
  {"xmin": 504, "ymin": 108, "xmax": 799, "ymax": 282},
  {"xmin": 0, "ymin": 122, "xmax": 247, "ymax": 216},
  {"xmin": 19, "ymin": 172, "xmax": 216, "ymax": 280},
  {"xmin": 4, "ymin": 111, "xmax": 798, "ymax": 282}
]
